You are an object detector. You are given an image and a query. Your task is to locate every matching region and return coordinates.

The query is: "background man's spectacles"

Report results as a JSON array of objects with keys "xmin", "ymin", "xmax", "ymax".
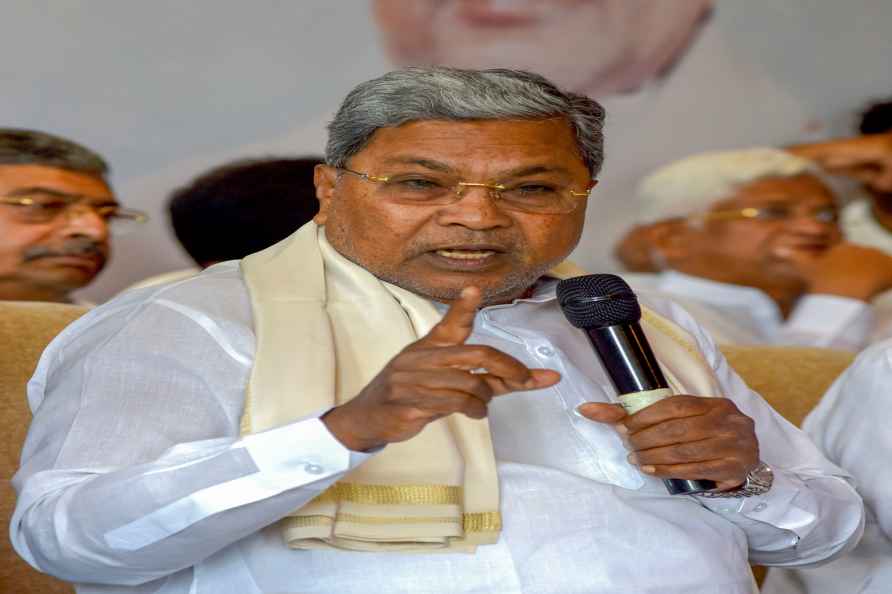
[
  {"xmin": 694, "ymin": 205, "xmax": 839, "ymax": 224},
  {"xmin": 0, "ymin": 193, "xmax": 149, "ymax": 235},
  {"xmin": 338, "ymin": 167, "xmax": 593, "ymax": 215}
]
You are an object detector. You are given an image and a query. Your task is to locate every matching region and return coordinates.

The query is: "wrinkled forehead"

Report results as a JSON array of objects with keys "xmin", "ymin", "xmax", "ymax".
[
  {"xmin": 714, "ymin": 173, "xmax": 836, "ymax": 209},
  {"xmin": 350, "ymin": 118, "xmax": 590, "ymax": 177}
]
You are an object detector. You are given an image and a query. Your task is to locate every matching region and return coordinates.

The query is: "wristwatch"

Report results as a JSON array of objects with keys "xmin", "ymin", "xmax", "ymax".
[{"xmin": 698, "ymin": 462, "xmax": 774, "ymax": 498}]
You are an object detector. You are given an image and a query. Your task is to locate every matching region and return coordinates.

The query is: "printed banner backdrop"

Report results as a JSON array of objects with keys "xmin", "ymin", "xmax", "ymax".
[{"xmin": 2, "ymin": 0, "xmax": 892, "ymax": 302}]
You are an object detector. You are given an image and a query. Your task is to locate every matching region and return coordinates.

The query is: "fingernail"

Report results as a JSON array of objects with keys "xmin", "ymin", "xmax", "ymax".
[
  {"xmin": 641, "ymin": 465, "xmax": 656, "ymax": 474},
  {"xmin": 627, "ymin": 453, "xmax": 638, "ymax": 465},
  {"xmin": 615, "ymin": 423, "xmax": 628, "ymax": 435}
]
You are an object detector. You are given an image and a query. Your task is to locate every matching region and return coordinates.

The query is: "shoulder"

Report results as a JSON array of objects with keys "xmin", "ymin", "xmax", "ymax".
[
  {"xmin": 830, "ymin": 338, "xmax": 892, "ymax": 400},
  {"xmin": 809, "ymin": 337, "xmax": 892, "ymax": 420},
  {"xmin": 804, "ymin": 337, "xmax": 892, "ymax": 459},
  {"xmin": 123, "ymin": 267, "xmax": 201, "ymax": 291},
  {"xmin": 117, "ymin": 261, "xmax": 253, "ymax": 324},
  {"xmin": 43, "ymin": 261, "xmax": 255, "ymax": 364}
]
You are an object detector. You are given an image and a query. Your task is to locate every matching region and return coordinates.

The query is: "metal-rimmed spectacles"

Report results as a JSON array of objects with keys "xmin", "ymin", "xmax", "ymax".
[
  {"xmin": 338, "ymin": 167, "xmax": 594, "ymax": 214},
  {"xmin": 692, "ymin": 204, "xmax": 839, "ymax": 224},
  {"xmin": 0, "ymin": 193, "xmax": 148, "ymax": 235}
]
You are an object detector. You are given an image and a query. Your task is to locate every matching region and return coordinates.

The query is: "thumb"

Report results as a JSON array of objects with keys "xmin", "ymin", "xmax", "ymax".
[{"xmin": 577, "ymin": 402, "xmax": 627, "ymax": 424}]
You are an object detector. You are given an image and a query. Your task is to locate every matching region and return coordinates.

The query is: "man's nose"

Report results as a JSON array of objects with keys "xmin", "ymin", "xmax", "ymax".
[
  {"xmin": 59, "ymin": 205, "xmax": 111, "ymax": 242},
  {"xmin": 434, "ymin": 187, "xmax": 513, "ymax": 229}
]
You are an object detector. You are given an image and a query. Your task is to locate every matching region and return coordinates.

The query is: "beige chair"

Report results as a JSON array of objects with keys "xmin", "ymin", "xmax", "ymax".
[
  {"xmin": 1, "ymin": 301, "xmax": 88, "ymax": 594},
  {"xmin": 720, "ymin": 344, "xmax": 856, "ymax": 590},
  {"xmin": 720, "ymin": 345, "xmax": 855, "ymax": 427}
]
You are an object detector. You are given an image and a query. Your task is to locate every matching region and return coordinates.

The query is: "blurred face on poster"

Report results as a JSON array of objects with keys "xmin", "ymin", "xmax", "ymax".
[{"xmin": 373, "ymin": 0, "xmax": 714, "ymax": 97}]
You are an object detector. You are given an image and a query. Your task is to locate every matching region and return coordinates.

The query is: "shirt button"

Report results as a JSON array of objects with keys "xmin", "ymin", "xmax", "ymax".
[
  {"xmin": 753, "ymin": 503, "xmax": 768, "ymax": 512},
  {"xmin": 536, "ymin": 346, "xmax": 555, "ymax": 357},
  {"xmin": 304, "ymin": 463, "xmax": 324, "ymax": 475}
]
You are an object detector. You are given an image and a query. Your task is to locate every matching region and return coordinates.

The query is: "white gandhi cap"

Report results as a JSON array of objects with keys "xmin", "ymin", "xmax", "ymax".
[{"xmin": 634, "ymin": 148, "xmax": 824, "ymax": 225}]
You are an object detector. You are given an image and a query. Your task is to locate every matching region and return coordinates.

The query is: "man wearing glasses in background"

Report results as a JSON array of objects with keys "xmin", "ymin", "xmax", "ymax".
[
  {"xmin": 0, "ymin": 129, "xmax": 146, "ymax": 304},
  {"xmin": 616, "ymin": 148, "xmax": 892, "ymax": 351}
]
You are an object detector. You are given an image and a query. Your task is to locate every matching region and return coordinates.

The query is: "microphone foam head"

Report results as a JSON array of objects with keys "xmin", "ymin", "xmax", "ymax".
[{"xmin": 556, "ymin": 274, "xmax": 641, "ymax": 328}]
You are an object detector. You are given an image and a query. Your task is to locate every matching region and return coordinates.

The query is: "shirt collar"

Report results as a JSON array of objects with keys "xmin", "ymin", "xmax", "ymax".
[{"xmin": 430, "ymin": 277, "xmax": 559, "ymax": 315}]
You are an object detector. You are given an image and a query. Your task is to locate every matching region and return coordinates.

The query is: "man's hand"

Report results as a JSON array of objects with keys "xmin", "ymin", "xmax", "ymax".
[
  {"xmin": 578, "ymin": 396, "xmax": 759, "ymax": 491},
  {"xmin": 322, "ymin": 287, "xmax": 561, "ymax": 451},
  {"xmin": 790, "ymin": 133, "xmax": 892, "ymax": 193},
  {"xmin": 781, "ymin": 241, "xmax": 892, "ymax": 301}
]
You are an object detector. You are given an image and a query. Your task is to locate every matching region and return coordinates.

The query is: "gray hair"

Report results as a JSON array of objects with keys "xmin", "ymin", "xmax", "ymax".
[
  {"xmin": 325, "ymin": 67, "xmax": 605, "ymax": 176},
  {"xmin": 0, "ymin": 128, "xmax": 109, "ymax": 176}
]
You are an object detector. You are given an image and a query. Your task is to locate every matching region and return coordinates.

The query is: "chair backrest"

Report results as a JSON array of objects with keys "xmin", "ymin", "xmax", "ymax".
[
  {"xmin": 720, "ymin": 345, "xmax": 855, "ymax": 427},
  {"xmin": 1, "ymin": 301, "xmax": 88, "ymax": 594},
  {"xmin": 720, "ymin": 344, "xmax": 855, "ymax": 590}
]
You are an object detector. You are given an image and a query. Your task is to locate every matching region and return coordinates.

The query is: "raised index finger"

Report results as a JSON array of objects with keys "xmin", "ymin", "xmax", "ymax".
[{"xmin": 419, "ymin": 286, "xmax": 482, "ymax": 347}]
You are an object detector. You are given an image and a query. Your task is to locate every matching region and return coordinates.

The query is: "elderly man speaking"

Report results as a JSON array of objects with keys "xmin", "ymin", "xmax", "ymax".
[{"xmin": 12, "ymin": 68, "xmax": 862, "ymax": 594}]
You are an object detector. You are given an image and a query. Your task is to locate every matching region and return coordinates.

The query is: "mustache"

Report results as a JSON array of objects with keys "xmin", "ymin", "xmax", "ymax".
[{"xmin": 22, "ymin": 239, "xmax": 106, "ymax": 263}]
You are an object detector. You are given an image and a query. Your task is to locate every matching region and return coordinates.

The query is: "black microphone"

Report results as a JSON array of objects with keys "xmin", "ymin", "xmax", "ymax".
[{"xmin": 556, "ymin": 273, "xmax": 716, "ymax": 496}]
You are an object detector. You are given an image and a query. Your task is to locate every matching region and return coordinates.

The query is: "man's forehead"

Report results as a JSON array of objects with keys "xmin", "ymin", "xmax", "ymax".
[
  {"xmin": 353, "ymin": 118, "xmax": 586, "ymax": 168},
  {"xmin": 0, "ymin": 163, "xmax": 114, "ymax": 200}
]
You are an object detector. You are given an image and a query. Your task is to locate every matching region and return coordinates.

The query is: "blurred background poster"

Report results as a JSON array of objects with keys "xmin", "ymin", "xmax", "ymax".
[{"xmin": 3, "ymin": 0, "xmax": 891, "ymax": 301}]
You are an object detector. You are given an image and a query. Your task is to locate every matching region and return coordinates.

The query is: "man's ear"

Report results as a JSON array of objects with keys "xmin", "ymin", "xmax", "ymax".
[
  {"xmin": 615, "ymin": 219, "xmax": 693, "ymax": 272},
  {"xmin": 314, "ymin": 164, "xmax": 338, "ymax": 225},
  {"xmin": 650, "ymin": 219, "xmax": 693, "ymax": 266},
  {"xmin": 615, "ymin": 223, "xmax": 660, "ymax": 272},
  {"xmin": 615, "ymin": 219, "xmax": 689, "ymax": 272}
]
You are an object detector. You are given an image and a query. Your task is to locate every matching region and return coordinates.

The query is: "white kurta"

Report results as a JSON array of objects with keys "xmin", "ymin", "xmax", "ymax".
[
  {"xmin": 843, "ymin": 199, "xmax": 892, "ymax": 257},
  {"xmin": 627, "ymin": 271, "xmax": 874, "ymax": 350},
  {"xmin": 11, "ymin": 263, "xmax": 863, "ymax": 594},
  {"xmin": 762, "ymin": 338, "xmax": 892, "ymax": 594},
  {"xmin": 843, "ymin": 199, "xmax": 892, "ymax": 345}
]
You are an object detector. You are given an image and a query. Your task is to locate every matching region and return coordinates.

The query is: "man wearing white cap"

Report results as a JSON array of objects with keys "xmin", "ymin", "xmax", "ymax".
[{"xmin": 616, "ymin": 148, "xmax": 892, "ymax": 350}]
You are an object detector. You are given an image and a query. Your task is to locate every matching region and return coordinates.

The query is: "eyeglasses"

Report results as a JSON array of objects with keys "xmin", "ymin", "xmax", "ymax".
[
  {"xmin": 0, "ymin": 193, "xmax": 148, "ymax": 235},
  {"xmin": 338, "ymin": 167, "xmax": 594, "ymax": 214},
  {"xmin": 694, "ymin": 205, "xmax": 839, "ymax": 224}
]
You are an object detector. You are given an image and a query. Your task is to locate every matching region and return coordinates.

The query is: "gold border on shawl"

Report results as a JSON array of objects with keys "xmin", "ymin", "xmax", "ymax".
[
  {"xmin": 311, "ymin": 483, "xmax": 462, "ymax": 506},
  {"xmin": 462, "ymin": 511, "xmax": 502, "ymax": 532},
  {"xmin": 289, "ymin": 512, "xmax": 501, "ymax": 533},
  {"xmin": 239, "ymin": 384, "xmax": 254, "ymax": 435},
  {"xmin": 641, "ymin": 309, "xmax": 701, "ymax": 358}
]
